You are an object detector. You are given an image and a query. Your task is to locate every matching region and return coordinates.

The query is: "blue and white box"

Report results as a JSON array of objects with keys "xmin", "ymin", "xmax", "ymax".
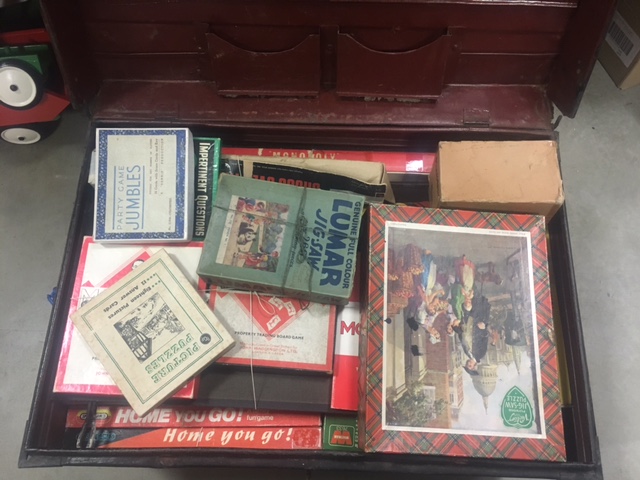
[{"xmin": 94, "ymin": 128, "xmax": 194, "ymax": 243}]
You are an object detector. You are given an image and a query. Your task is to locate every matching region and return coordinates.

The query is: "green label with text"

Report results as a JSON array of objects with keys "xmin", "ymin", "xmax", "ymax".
[{"xmin": 501, "ymin": 386, "xmax": 534, "ymax": 429}]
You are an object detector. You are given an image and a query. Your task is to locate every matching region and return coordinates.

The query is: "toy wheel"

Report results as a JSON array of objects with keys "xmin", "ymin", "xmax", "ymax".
[
  {"xmin": 0, "ymin": 59, "xmax": 45, "ymax": 110},
  {"xmin": 0, "ymin": 120, "xmax": 58, "ymax": 145}
]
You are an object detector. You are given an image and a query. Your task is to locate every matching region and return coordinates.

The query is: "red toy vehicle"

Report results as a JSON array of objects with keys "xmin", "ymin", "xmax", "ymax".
[{"xmin": 0, "ymin": 28, "xmax": 70, "ymax": 144}]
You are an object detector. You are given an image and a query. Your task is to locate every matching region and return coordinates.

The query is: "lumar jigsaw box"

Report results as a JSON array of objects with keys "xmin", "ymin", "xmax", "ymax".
[{"xmin": 21, "ymin": 0, "xmax": 614, "ymax": 479}]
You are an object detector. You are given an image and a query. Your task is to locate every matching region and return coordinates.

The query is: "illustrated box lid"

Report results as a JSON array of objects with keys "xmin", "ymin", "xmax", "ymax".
[
  {"xmin": 361, "ymin": 205, "xmax": 566, "ymax": 461},
  {"xmin": 41, "ymin": 0, "xmax": 617, "ymax": 146}
]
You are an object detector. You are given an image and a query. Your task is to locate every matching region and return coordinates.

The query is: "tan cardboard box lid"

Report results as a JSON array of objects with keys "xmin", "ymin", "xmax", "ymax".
[{"xmin": 433, "ymin": 140, "xmax": 564, "ymax": 218}]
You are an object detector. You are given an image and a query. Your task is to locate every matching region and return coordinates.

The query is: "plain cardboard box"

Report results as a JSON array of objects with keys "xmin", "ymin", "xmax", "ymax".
[
  {"xmin": 430, "ymin": 141, "xmax": 564, "ymax": 219},
  {"xmin": 599, "ymin": 0, "xmax": 640, "ymax": 90}
]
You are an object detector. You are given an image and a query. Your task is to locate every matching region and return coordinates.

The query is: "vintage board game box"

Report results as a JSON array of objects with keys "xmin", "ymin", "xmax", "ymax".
[
  {"xmin": 330, "ymin": 258, "xmax": 362, "ymax": 411},
  {"xmin": 221, "ymin": 153, "xmax": 393, "ymax": 203},
  {"xmin": 198, "ymin": 174, "xmax": 364, "ymax": 305},
  {"xmin": 64, "ymin": 426, "xmax": 323, "ymax": 450},
  {"xmin": 360, "ymin": 205, "xmax": 566, "ymax": 461},
  {"xmin": 192, "ymin": 137, "xmax": 221, "ymax": 241},
  {"xmin": 54, "ymin": 237, "xmax": 202, "ymax": 398},
  {"xmin": 221, "ymin": 147, "xmax": 435, "ymax": 175},
  {"xmin": 322, "ymin": 415, "xmax": 360, "ymax": 452},
  {"xmin": 66, "ymin": 406, "xmax": 321, "ymax": 429},
  {"xmin": 94, "ymin": 128, "xmax": 194, "ymax": 243},
  {"xmin": 71, "ymin": 249, "xmax": 235, "ymax": 416},
  {"xmin": 206, "ymin": 287, "xmax": 336, "ymax": 372},
  {"xmin": 221, "ymin": 147, "xmax": 434, "ymax": 205}
]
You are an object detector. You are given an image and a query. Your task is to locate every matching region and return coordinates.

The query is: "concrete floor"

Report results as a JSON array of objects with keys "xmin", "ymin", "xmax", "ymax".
[{"xmin": 0, "ymin": 61, "xmax": 638, "ymax": 480}]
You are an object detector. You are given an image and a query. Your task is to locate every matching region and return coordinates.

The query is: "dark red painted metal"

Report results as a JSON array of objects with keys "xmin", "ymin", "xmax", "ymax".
[{"xmin": 21, "ymin": 1, "xmax": 613, "ymax": 477}]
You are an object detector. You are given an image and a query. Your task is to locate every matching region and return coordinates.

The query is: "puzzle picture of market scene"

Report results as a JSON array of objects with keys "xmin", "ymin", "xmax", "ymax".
[
  {"xmin": 383, "ymin": 223, "xmax": 544, "ymax": 437},
  {"xmin": 219, "ymin": 196, "xmax": 290, "ymax": 272},
  {"xmin": 114, "ymin": 293, "xmax": 185, "ymax": 363}
]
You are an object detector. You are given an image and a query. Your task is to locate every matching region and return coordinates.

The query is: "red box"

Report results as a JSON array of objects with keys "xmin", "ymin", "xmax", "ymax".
[
  {"xmin": 221, "ymin": 147, "xmax": 435, "ymax": 174},
  {"xmin": 65, "ymin": 427, "xmax": 322, "ymax": 450},
  {"xmin": 330, "ymin": 259, "xmax": 362, "ymax": 411},
  {"xmin": 66, "ymin": 406, "xmax": 321, "ymax": 429},
  {"xmin": 207, "ymin": 287, "xmax": 336, "ymax": 373}
]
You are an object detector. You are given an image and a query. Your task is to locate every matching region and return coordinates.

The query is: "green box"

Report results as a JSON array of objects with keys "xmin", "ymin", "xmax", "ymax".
[
  {"xmin": 322, "ymin": 416, "xmax": 360, "ymax": 451},
  {"xmin": 197, "ymin": 174, "xmax": 364, "ymax": 305},
  {"xmin": 192, "ymin": 137, "xmax": 221, "ymax": 241}
]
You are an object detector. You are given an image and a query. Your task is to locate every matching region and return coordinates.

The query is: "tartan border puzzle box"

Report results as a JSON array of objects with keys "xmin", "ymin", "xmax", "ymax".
[{"xmin": 360, "ymin": 205, "xmax": 566, "ymax": 461}]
